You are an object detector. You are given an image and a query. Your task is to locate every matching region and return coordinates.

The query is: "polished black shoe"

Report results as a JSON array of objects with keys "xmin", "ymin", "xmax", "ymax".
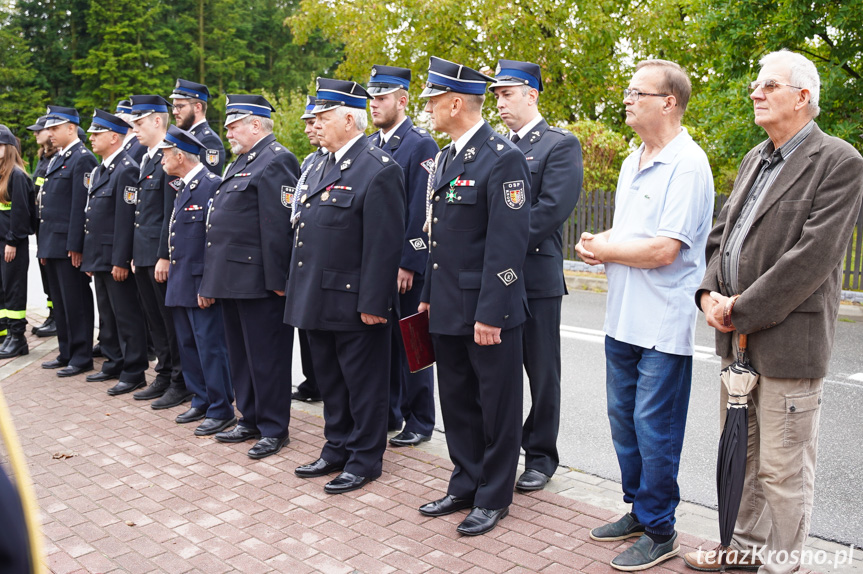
[
  {"xmin": 175, "ymin": 406, "xmax": 207, "ymax": 424},
  {"xmin": 295, "ymin": 457, "xmax": 344, "ymax": 478},
  {"xmin": 85, "ymin": 371, "xmax": 119, "ymax": 383},
  {"xmin": 389, "ymin": 430, "xmax": 431, "ymax": 447},
  {"xmin": 91, "ymin": 343, "xmax": 103, "ymax": 357},
  {"xmin": 107, "ymin": 380, "xmax": 146, "ymax": 396},
  {"xmin": 57, "ymin": 364, "xmax": 93, "ymax": 377},
  {"xmin": 33, "ymin": 316, "xmax": 57, "ymax": 337},
  {"xmin": 215, "ymin": 425, "xmax": 260, "ymax": 443},
  {"xmin": 42, "ymin": 358, "xmax": 69, "ymax": 370},
  {"xmin": 194, "ymin": 416, "xmax": 237, "ymax": 436},
  {"xmin": 324, "ymin": 471, "xmax": 374, "ymax": 494},
  {"xmin": 133, "ymin": 378, "xmax": 170, "ymax": 401},
  {"xmin": 291, "ymin": 389, "xmax": 322, "ymax": 402},
  {"xmin": 0, "ymin": 334, "xmax": 28, "ymax": 359},
  {"xmin": 151, "ymin": 387, "xmax": 193, "ymax": 410},
  {"xmin": 418, "ymin": 495, "xmax": 475, "ymax": 517},
  {"xmin": 515, "ymin": 468, "xmax": 551, "ymax": 492},
  {"xmin": 456, "ymin": 506, "xmax": 509, "ymax": 536},
  {"xmin": 248, "ymin": 436, "xmax": 289, "ymax": 459}
]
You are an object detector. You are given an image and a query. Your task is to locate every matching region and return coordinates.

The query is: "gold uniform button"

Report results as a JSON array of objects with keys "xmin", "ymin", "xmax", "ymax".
[{"xmin": 300, "ymin": 222, "xmax": 305, "ymax": 228}]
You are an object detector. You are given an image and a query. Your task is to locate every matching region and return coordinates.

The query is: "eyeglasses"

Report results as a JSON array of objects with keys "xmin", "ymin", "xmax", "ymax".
[
  {"xmin": 747, "ymin": 79, "xmax": 803, "ymax": 95},
  {"xmin": 623, "ymin": 88, "xmax": 671, "ymax": 102},
  {"xmin": 171, "ymin": 104, "xmax": 189, "ymax": 112}
]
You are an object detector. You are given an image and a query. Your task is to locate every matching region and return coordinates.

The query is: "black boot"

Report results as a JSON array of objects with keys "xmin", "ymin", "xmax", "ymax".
[
  {"xmin": 33, "ymin": 309, "xmax": 57, "ymax": 337},
  {"xmin": 0, "ymin": 334, "xmax": 29, "ymax": 359}
]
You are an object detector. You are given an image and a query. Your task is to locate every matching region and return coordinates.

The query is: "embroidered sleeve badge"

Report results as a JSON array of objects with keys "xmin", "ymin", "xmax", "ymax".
[
  {"xmin": 124, "ymin": 186, "xmax": 138, "ymax": 205},
  {"xmin": 503, "ymin": 180, "xmax": 526, "ymax": 210},
  {"xmin": 281, "ymin": 186, "xmax": 295, "ymax": 208}
]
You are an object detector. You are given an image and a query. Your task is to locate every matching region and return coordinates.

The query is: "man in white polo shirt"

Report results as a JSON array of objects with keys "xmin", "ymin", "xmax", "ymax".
[{"xmin": 576, "ymin": 59, "xmax": 714, "ymax": 571}]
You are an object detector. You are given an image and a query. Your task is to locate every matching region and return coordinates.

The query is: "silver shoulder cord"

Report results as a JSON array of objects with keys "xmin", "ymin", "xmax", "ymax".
[
  {"xmin": 291, "ymin": 163, "xmax": 313, "ymax": 227},
  {"xmin": 422, "ymin": 150, "xmax": 441, "ymax": 238}
]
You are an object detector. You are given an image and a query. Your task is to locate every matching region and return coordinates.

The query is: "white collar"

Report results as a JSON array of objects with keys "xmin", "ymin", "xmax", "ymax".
[
  {"xmin": 123, "ymin": 132, "xmax": 137, "ymax": 145},
  {"xmin": 452, "ymin": 119, "xmax": 485, "ymax": 155},
  {"xmin": 101, "ymin": 146, "xmax": 124, "ymax": 168},
  {"xmin": 380, "ymin": 117, "xmax": 408, "ymax": 145},
  {"xmin": 191, "ymin": 119, "xmax": 208, "ymax": 131},
  {"xmin": 511, "ymin": 114, "xmax": 543, "ymax": 141},
  {"xmin": 182, "ymin": 163, "xmax": 205, "ymax": 186},
  {"xmin": 59, "ymin": 138, "xmax": 81, "ymax": 155},
  {"xmin": 146, "ymin": 145, "xmax": 160, "ymax": 159},
  {"xmin": 333, "ymin": 133, "xmax": 365, "ymax": 163}
]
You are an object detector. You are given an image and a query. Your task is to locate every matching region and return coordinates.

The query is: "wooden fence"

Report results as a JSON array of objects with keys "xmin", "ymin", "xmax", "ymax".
[{"xmin": 563, "ymin": 191, "xmax": 863, "ymax": 291}]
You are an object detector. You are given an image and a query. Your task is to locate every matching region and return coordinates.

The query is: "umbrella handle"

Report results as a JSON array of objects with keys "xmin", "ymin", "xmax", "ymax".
[{"xmin": 738, "ymin": 333, "xmax": 747, "ymax": 352}]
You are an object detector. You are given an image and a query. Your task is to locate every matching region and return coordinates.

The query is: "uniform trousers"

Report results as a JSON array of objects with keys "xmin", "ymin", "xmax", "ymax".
[
  {"xmin": 306, "ymin": 326, "xmax": 390, "ymax": 478},
  {"xmin": 389, "ymin": 276, "xmax": 435, "ymax": 436},
  {"xmin": 44, "ymin": 258, "xmax": 94, "ymax": 368},
  {"xmin": 521, "ymin": 296, "xmax": 562, "ymax": 476},
  {"xmin": 720, "ymin": 354, "xmax": 823, "ymax": 574},
  {"xmin": 93, "ymin": 272, "xmax": 147, "ymax": 383},
  {"xmin": 433, "ymin": 326, "xmax": 524, "ymax": 510},
  {"xmin": 0, "ymin": 241, "xmax": 28, "ymax": 335},
  {"xmin": 172, "ymin": 304, "xmax": 234, "ymax": 420},
  {"xmin": 134, "ymin": 266, "xmax": 182, "ymax": 385},
  {"xmin": 295, "ymin": 329, "xmax": 319, "ymax": 397},
  {"xmin": 221, "ymin": 295, "xmax": 292, "ymax": 438}
]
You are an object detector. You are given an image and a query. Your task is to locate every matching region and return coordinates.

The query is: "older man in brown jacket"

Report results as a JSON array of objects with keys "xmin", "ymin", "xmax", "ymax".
[{"xmin": 687, "ymin": 50, "xmax": 863, "ymax": 574}]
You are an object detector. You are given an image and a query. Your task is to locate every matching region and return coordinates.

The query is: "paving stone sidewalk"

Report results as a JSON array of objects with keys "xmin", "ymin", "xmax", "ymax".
[{"xmin": 2, "ymin": 319, "xmax": 858, "ymax": 574}]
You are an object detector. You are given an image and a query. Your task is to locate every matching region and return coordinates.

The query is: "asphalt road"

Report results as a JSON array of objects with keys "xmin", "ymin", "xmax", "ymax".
[{"xmin": 550, "ymin": 290, "xmax": 863, "ymax": 547}]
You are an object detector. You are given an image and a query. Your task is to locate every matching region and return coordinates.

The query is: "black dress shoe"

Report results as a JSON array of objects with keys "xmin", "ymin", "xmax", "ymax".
[
  {"xmin": 456, "ymin": 506, "xmax": 509, "ymax": 536},
  {"xmin": 33, "ymin": 317, "xmax": 57, "ymax": 337},
  {"xmin": 42, "ymin": 358, "xmax": 69, "ymax": 370},
  {"xmin": 133, "ymin": 378, "xmax": 170, "ymax": 401},
  {"xmin": 418, "ymin": 495, "xmax": 475, "ymax": 517},
  {"xmin": 91, "ymin": 343, "xmax": 103, "ymax": 357},
  {"xmin": 295, "ymin": 457, "xmax": 344, "ymax": 478},
  {"xmin": 291, "ymin": 389, "xmax": 322, "ymax": 402},
  {"xmin": 107, "ymin": 380, "xmax": 146, "ymax": 396},
  {"xmin": 85, "ymin": 371, "xmax": 119, "ymax": 383},
  {"xmin": 175, "ymin": 407, "xmax": 207, "ymax": 424},
  {"xmin": 0, "ymin": 334, "xmax": 28, "ymax": 359},
  {"xmin": 195, "ymin": 416, "xmax": 238, "ymax": 436},
  {"xmin": 248, "ymin": 436, "xmax": 289, "ymax": 459},
  {"xmin": 151, "ymin": 386, "xmax": 193, "ymax": 410},
  {"xmin": 515, "ymin": 468, "xmax": 551, "ymax": 492},
  {"xmin": 389, "ymin": 430, "xmax": 431, "ymax": 447},
  {"xmin": 215, "ymin": 425, "xmax": 261, "ymax": 443},
  {"xmin": 57, "ymin": 365, "xmax": 93, "ymax": 378},
  {"xmin": 324, "ymin": 471, "xmax": 374, "ymax": 494}
]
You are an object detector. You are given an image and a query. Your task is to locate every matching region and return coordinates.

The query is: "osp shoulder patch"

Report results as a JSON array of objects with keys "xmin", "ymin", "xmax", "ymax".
[
  {"xmin": 281, "ymin": 186, "xmax": 295, "ymax": 208},
  {"xmin": 84, "ymin": 172, "xmax": 92, "ymax": 189},
  {"xmin": 497, "ymin": 268, "xmax": 518, "ymax": 286},
  {"xmin": 503, "ymin": 180, "xmax": 526, "ymax": 210},
  {"xmin": 206, "ymin": 149, "xmax": 219, "ymax": 166},
  {"xmin": 124, "ymin": 186, "xmax": 138, "ymax": 205},
  {"xmin": 169, "ymin": 178, "xmax": 183, "ymax": 192}
]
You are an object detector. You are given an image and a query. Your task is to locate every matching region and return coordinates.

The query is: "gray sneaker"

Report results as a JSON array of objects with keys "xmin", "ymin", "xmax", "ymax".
[
  {"xmin": 590, "ymin": 512, "xmax": 646, "ymax": 541},
  {"xmin": 611, "ymin": 533, "xmax": 679, "ymax": 571}
]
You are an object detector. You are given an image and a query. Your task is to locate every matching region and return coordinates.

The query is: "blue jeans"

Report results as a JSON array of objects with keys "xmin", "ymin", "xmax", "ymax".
[{"xmin": 605, "ymin": 335, "xmax": 692, "ymax": 536}]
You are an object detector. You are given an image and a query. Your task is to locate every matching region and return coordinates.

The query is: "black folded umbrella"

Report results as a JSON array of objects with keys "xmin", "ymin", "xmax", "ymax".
[{"xmin": 716, "ymin": 333, "xmax": 759, "ymax": 563}]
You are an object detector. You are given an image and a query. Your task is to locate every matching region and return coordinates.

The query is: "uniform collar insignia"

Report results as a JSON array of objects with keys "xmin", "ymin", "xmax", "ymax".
[
  {"xmin": 464, "ymin": 147, "xmax": 476, "ymax": 162},
  {"xmin": 340, "ymin": 158, "xmax": 352, "ymax": 170}
]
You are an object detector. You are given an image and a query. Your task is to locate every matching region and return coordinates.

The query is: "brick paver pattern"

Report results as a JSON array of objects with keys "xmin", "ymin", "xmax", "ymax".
[{"xmin": 2, "ymin": 332, "xmax": 711, "ymax": 573}]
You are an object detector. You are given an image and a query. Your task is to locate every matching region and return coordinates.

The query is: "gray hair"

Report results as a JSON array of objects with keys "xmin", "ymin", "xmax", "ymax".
[
  {"xmin": 241, "ymin": 115, "xmax": 274, "ymax": 134},
  {"xmin": 336, "ymin": 106, "xmax": 368, "ymax": 132},
  {"xmin": 179, "ymin": 149, "xmax": 199, "ymax": 164},
  {"xmin": 759, "ymin": 49, "xmax": 820, "ymax": 117}
]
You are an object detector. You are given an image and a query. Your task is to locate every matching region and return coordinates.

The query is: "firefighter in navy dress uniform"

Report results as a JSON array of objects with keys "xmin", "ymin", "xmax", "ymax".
[
  {"xmin": 489, "ymin": 59, "xmax": 583, "ymax": 492},
  {"xmin": 159, "ymin": 125, "xmax": 235, "ymax": 435},
  {"xmin": 199, "ymin": 94, "xmax": 298, "ymax": 460},
  {"xmin": 291, "ymin": 95, "xmax": 324, "ymax": 403},
  {"xmin": 416, "ymin": 57, "xmax": 531, "ymax": 536},
  {"xmin": 286, "ymin": 78, "xmax": 405, "ymax": 494},
  {"xmin": 115, "ymin": 100, "xmax": 146, "ymax": 165},
  {"xmin": 366, "ymin": 64, "xmax": 441, "ymax": 444},
  {"xmin": 124, "ymin": 95, "xmax": 189, "ymax": 404},
  {"xmin": 38, "ymin": 105, "xmax": 97, "ymax": 377},
  {"xmin": 81, "ymin": 110, "xmax": 149, "ymax": 394},
  {"xmin": 169, "ymin": 79, "xmax": 225, "ymax": 175},
  {"xmin": 25, "ymin": 115, "xmax": 58, "ymax": 338},
  {"xmin": 0, "ymin": 125, "xmax": 35, "ymax": 359}
]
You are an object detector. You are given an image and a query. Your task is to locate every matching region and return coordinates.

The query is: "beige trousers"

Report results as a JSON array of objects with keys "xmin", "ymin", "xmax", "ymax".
[{"xmin": 719, "ymin": 355, "xmax": 823, "ymax": 574}]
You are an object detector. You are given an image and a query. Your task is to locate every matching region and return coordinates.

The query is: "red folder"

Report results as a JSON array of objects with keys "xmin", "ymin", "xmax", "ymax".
[{"xmin": 399, "ymin": 310, "xmax": 435, "ymax": 373}]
